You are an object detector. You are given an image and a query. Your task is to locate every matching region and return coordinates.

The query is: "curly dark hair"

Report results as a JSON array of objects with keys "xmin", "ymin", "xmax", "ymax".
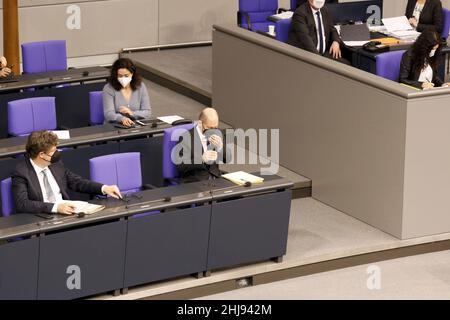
[
  {"xmin": 108, "ymin": 58, "xmax": 142, "ymax": 91},
  {"xmin": 411, "ymin": 30, "xmax": 442, "ymax": 73}
]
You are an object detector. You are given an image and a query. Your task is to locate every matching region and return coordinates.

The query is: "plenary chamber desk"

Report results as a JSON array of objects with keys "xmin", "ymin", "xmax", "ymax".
[
  {"xmin": 0, "ymin": 66, "xmax": 109, "ymax": 139},
  {"xmin": 0, "ymin": 121, "xmax": 172, "ymax": 214},
  {"xmin": 0, "ymin": 176, "xmax": 292, "ymax": 300},
  {"xmin": 213, "ymin": 24, "xmax": 450, "ymax": 240}
]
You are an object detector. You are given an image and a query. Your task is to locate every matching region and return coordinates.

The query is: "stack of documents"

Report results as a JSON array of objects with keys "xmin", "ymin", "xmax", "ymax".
[
  {"xmin": 270, "ymin": 11, "xmax": 293, "ymax": 20},
  {"xmin": 222, "ymin": 171, "xmax": 264, "ymax": 186},
  {"xmin": 381, "ymin": 16, "xmax": 420, "ymax": 40},
  {"xmin": 63, "ymin": 201, "xmax": 105, "ymax": 215}
]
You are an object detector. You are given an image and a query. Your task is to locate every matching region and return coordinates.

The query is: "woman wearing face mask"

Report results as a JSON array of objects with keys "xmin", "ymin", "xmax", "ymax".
[
  {"xmin": 405, "ymin": 0, "xmax": 443, "ymax": 34},
  {"xmin": 102, "ymin": 58, "xmax": 152, "ymax": 127},
  {"xmin": 399, "ymin": 30, "xmax": 450, "ymax": 90}
]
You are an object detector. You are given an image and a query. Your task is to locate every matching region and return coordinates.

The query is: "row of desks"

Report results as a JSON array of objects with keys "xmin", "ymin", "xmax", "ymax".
[
  {"xmin": 0, "ymin": 66, "xmax": 110, "ymax": 139},
  {"xmin": 0, "ymin": 175, "xmax": 293, "ymax": 299}
]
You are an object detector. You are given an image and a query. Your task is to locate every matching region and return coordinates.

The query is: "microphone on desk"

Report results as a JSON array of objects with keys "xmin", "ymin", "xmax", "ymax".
[
  {"xmin": 125, "ymin": 196, "xmax": 172, "ymax": 209},
  {"xmin": 203, "ymin": 179, "xmax": 252, "ymax": 196}
]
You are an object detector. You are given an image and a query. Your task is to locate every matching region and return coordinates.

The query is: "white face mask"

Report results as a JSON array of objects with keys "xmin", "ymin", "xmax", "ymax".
[
  {"xmin": 118, "ymin": 76, "xmax": 132, "ymax": 88},
  {"xmin": 313, "ymin": 0, "xmax": 325, "ymax": 9},
  {"xmin": 429, "ymin": 49, "xmax": 436, "ymax": 58}
]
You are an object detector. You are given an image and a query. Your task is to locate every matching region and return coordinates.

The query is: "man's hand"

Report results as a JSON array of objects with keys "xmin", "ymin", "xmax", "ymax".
[
  {"xmin": 103, "ymin": 185, "xmax": 122, "ymax": 199},
  {"xmin": 121, "ymin": 117, "xmax": 135, "ymax": 127},
  {"xmin": 202, "ymin": 150, "xmax": 218, "ymax": 164},
  {"xmin": 422, "ymin": 82, "xmax": 435, "ymax": 90},
  {"xmin": 57, "ymin": 203, "xmax": 76, "ymax": 215},
  {"xmin": 0, "ymin": 56, "xmax": 7, "ymax": 68},
  {"xmin": 329, "ymin": 41, "xmax": 342, "ymax": 60},
  {"xmin": 119, "ymin": 106, "xmax": 133, "ymax": 116},
  {"xmin": 0, "ymin": 67, "xmax": 11, "ymax": 78},
  {"xmin": 208, "ymin": 134, "xmax": 223, "ymax": 149},
  {"xmin": 409, "ymin": 17, "xmax": 418, "ymax": 28}
]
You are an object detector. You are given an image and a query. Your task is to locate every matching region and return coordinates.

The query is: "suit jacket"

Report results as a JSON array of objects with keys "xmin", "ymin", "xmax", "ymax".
[
  {"xmin": 176, "ymin": 128, "xmax": 228, "ymax": 183},
  {"xmin": 12, "ymin": 157, "xmax": 103, "ymax": 214},
  {"xmin": 399, "ymin": 47, "xmax": 443, "ymax": 89},
  {"xmin": 287, "ymin": 2, "xmax": 340, "ymax": 54},
  {"xmin": 405, "ymin": 0, "xmax": 443, "ymax": 34}
]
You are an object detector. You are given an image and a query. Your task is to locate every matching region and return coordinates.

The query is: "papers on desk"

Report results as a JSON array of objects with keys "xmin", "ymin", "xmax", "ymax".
[
  {"xmin": 222, "ymin": 171, "xmax": 264, "ymax": 186},
  {"xmin": 270, "ymin": 11, "xmax": 293, "ymax": 20},
  {"xmin": 63, "ymin": 201, "xmax": 105, "ymax": 215},
  {"xmin": 157, "ymin": 115, "xmax": 184, "ymax": 124},
  {"xmin": 344, "ymin": 40, "xmax": 370, "ymax": 47},
  {"xmin": 368, "ymin": 25, "xmax": 387, "ymax": 33},
  {"xmin": 381, "ymin": 16, "xmax": 420, "ymax": 40},
  {"xmin": 52, "ymin": 130, "xmax": 71, "ymax": 140}
]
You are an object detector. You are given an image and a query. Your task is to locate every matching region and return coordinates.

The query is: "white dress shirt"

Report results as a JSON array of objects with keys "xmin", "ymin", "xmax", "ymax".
[
  {"xmin": 30, "ymin": 159, "xmax": 63, "ymax": 213},
  {"xmin": 312, "ymin": 8, "xmax": 326, "ymax": 54},
  {"xmin": 418, "ymin": 64, "xmax": 433, "ymax": 84},
  {"xmin": 196, "ymin": 123, "xmax": 208, "ymax": 152},
  {"xmin": 412, "ymin": 2, "xmax": 424, "ymax": 23}
]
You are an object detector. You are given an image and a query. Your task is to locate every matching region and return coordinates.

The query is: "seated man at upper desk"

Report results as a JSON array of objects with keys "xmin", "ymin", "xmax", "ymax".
[
  {"xmin": 287, "ymin": 0, "xmax": 350, "ymax": 64},
  {"xmin": 12, "ymin": 131, "xmax": 122, "ymax": 215},
  {"xmin": 175, "ymin": 108, "xmax": 228, "ymax": 183}
]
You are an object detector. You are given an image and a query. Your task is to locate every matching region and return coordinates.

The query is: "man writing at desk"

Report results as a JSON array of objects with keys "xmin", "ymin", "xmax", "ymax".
[
  {"xmin": 12, "ymin": 131, "xmax": 122, "ymax": 215},
  {"xmin": 287, "ymin": 0, "xmax": 350, "ymax": 64}
]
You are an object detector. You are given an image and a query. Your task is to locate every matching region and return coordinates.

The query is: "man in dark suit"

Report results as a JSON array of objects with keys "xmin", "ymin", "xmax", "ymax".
[
  {"xmin": 12, "ymin": 131, "xmax": 122, "ymax": 214},
  {"xmin": 176, "ymin": 108, "xmax": 227, "ymax": 183},
  {"xmin": 406, "ymin": 0, "xmax": 443, "ymax": 34},
  {"xmin": 287, "ymin": 0, "xmax": 350, "ymax": 64}
]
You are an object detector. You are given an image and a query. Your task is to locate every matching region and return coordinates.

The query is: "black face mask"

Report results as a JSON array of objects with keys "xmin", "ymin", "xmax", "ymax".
[{"xmin": 44, "ymin": 150, "xmax": 62, "ymax": 164}]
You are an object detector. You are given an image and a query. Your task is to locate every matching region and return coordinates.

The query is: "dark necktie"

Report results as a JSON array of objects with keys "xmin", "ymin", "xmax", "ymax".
[{"xmin": 316, "ymin": 11, "xmax": 324, "ymax": 54}]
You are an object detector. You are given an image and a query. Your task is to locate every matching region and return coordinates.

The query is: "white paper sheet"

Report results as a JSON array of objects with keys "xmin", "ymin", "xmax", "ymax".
[
  {"xmin": 157, "ymin": 115, "xmax": 184, "ymax": 124},
  {"xmin": 52, "ymin": 130, "xmax": 71, "ymax": 140},
  {"xmin": 382, "ymin": 16, "xmax": 413, "ymax": 32},
  {"xmin": 344, "ymin": 40, "xmax": 371, "ymax": 47}
]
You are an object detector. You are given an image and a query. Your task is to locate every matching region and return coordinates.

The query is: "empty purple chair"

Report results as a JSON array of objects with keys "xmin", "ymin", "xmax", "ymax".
[
  {"xmin": 162, "ymin": 123, "xmax": 195, "ymax": 185},
  {"xmin": 89, "ymin": 152, "xmax": 143, "ymax": 194},
  {"xmin": 89, "ymin": 91, "xmax": 104, "ymax": 125},
  {"xmin": 376, "ymin": 50, "xmax": 406, "ymax": 82},
  {"xmin": 7, "ymin": 97, "xmax": 57, "ymax": 137},
  {"xmin": 442, "ymin": 8, "xmax": 450, "ymax": 40},
  {"xmin": 21, "ymin": 40, "xmax": 67, "ymax": 74},
  {"xmin": 1, "ymin": 178, "xmax": 14, "ymax": 217},
  {"xmin": 238, "ymin": 0, "xmax": 277, "ymax": 32},
  {"xmin": 275, "ymin": 18, "xmax": 292, "ymax": 43}
]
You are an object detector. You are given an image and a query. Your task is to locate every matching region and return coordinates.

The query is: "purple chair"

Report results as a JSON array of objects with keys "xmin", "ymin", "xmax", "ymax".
[
  {"xmin": 89, "ymin": 152, "xmax": 143, "ymax": 194},
  {"xmin": 238, "ymin": 0, "xmax": 277, "ymax": 32},
  {"xmin": 442, "ymin": 8, "xmax": 450, "ymax": 40},
  {"xmin": 162, "ymin": 123, "xmax": 195, "ymax": 185},
  {"xmin": 7, "ymin": 97, "xmax": 57, "ymax": 137},
  {"xmin": 21, "ymin": 40, "xmax": 67, "ymax": 74},
  {"xmin": 89, "ymin": 91, "xmax": 104, "ymax": 125},
  {"xmin": 375, "ymin": 50, "xmax": 406, "ymax": 82},
  {"xmin": 275, "ymin": 18, "xmax": 292, "ymax": 43},
  {"xmin": 1, "ymin": 178, "xmax": 14, "ymax": 217}
]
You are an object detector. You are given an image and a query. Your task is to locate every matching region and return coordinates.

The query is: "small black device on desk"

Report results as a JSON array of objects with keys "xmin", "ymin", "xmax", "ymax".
[{"xmin": 362, "ymin": 40, "xmax": 389, "ymax": 53}]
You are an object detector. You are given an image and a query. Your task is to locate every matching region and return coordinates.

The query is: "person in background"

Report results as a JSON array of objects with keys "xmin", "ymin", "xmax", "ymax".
[
  {"xmin": 12, "ymin": 131, "xmax": 122, "ymax": 214},
  {"xmin": 406, "ymin": 0, "xmax": 443, "ymax": 34},
  {"xmin": 0, "ymin": 56, "xmax": 12, "ymax": 78},
  {"xmin": 103, "ymin": 58, "xmax": 152, "ymax": 127},
  {"xmin": 287, "ymin": 0, "xmax": 350, "ymax": 64},
  {"xmin": 400, "ymin": 30, "xmax": 450, "ymax": 90}
]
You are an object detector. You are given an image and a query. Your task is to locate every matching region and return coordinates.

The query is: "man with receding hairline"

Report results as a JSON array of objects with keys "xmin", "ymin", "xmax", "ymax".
[{"xmin": 176, "ymin": 108, "xmax": 228, "ymax": 183}]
